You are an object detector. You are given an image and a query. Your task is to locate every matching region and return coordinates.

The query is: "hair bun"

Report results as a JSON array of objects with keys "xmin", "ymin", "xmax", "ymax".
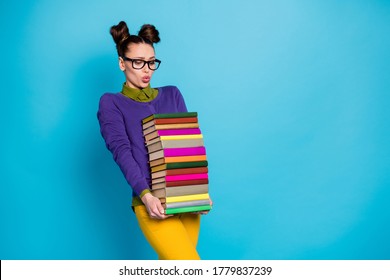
[
  {"xmin": 138, "ymin": 24, "xmax": 160, "ymax": 44},
  {"xmin": 110, "ymin": 21, "xmax": 131, "ymax": 46}
]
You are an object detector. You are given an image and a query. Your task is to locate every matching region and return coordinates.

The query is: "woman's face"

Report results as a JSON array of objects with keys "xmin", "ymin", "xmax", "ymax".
[{"xmin": 119, "ymin": 43, "xmax": 156, "ymax": 89}]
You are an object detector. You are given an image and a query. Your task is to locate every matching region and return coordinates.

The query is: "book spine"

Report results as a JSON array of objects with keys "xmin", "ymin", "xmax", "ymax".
[
  {"xmin": 146, "ymin": 138, "xmax": 205, "ymax": 150},
  {"xmin": 159, "ymin": 134, "xmax": 203, "ymax": 141},
  {"xmin": 165, "ymin": 173, "xmax": 208, "ymax": 182},
  {"xmin": 164, "ymin": 155, "xmax": 207, "ymax": 163},
  {"xmin": 166, "ymin": 193, "xmax": 209, "ymax": 203},
  {"xmin": 150, "ymin": 161, "xmax": 208, "ymax": 173},
  {"xmin": 152, "ymin": 184, "xmax": 209, "ymax": 197},
  {"xmin": 142, "ymin": 112, "xmax": 198, "ymax": 123},
  {"xmin": 165, "ymin": 205, "xmax": 211, "ymax": 215},
  {"xmin": 154, "ymin": 117, "xmax": 198, "ymax": 124},
  {"xmin": 165, "ymin": 199, "xmax": 210, "ymax": 209},
  {"xmin": 166, "ymin": 161, "xmax": 208, "ymax": 168},
  {"xmin": 149, "ymin": 147, "xmax": 207, "ymax": 161},
  {"xmin": 154, "ymin": 112, "xmax": 197, "ymax": 118},
  {"xmin": 152, "ymin": 166, "xmax": 209, "ymax": 179},
  {"xmin": 165, "ymin": 178, "xmax": 208, "ymax": 187},
  {"xmin": 155, "ymin": 123, "xmax": 200, "ymax": 130},
  {"xmin": 163, "ymin": 146, "xmax": 206, "ymax": 157},
  {"xmin": 151, "ymin": 177, "xmax": 166, "ymax": 184},
  {"xmin": 151, "ymin": 188, "xmax": 166, "ymax": 198},
  {"xmin": 156, "ymin": 128, "xmax": 201, "ymax": 136},
  {"xmin": 143, "ymin": 117, "xmax": 199, "ymax": 130},
  {"xmin": 166, "ymin": 184, "xmax": 208, "ymax": 196},
  {"xmin": 165, "ymin": 166, "xmax": 208, "ymax": 175},
  {"xmin": 144, "ymin": 124, "xmax": 200, "ymax": 136}
]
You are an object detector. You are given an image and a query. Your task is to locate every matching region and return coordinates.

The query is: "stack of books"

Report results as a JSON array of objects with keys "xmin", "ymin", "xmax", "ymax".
[{"xmin": 142, "ymin": 112, "xmax": 211, "ymax": 215}]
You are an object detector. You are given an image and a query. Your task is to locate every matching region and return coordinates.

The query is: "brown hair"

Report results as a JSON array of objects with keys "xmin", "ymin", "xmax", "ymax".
[{"xmin": 110, "ymin": 21, "xmax": 160, "ymax": 57}]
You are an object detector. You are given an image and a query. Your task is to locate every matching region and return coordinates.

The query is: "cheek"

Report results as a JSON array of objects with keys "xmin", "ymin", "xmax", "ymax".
[{"xmin": 126, "ymin": 68, "xmax": 140, "ymax": 79}]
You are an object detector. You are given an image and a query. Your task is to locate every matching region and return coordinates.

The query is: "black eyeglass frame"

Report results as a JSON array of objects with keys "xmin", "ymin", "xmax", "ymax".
[{"xmin": 122, "ymin": 56, "xmax": 161, "ymax": 70}]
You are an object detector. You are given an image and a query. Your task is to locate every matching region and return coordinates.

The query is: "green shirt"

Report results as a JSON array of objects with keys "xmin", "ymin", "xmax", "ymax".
[{"xmin": 121, "ymin": 83, "xmax": 158, "ymax": 102}]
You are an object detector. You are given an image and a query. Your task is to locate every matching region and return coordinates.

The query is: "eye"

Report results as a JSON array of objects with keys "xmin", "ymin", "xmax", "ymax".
[
  {"xmin": 133, "ymin": 60, "xmax": 144, "ymax": 66},
  {"xmin": 149, "ymin": 60, "xmax": 156, "ymax": 66}
]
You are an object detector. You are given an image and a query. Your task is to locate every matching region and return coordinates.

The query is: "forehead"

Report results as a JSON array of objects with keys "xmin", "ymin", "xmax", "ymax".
[{"xmin": 126, "ymin": 43, "xmax": 155, "ymax": 57}]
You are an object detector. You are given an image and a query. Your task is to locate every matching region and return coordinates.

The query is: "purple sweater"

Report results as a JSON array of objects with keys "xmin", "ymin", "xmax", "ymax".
[{"xmin": 97, "ymin": 86, "xmax": 188, "ymax": 197}]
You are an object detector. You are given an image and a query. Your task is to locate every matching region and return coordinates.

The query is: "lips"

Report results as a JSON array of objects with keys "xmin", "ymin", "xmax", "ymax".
[{"xmin": 142, "ymin": 76, "xmax": 150, "ymax": 83}]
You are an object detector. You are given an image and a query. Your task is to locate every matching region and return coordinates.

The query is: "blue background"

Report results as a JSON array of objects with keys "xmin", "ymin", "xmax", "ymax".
[{"xmin": 1, "ymin": 0, "xmax": 389, "ymax": 260}]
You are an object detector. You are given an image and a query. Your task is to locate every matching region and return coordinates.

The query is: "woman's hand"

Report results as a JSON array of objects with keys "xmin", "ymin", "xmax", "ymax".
[{"xmin": 141, "ymin": 193, "xmax": 172, "ymax": 219}]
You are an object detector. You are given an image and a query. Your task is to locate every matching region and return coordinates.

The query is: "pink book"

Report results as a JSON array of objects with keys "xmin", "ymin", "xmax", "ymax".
[
  {"xmin": 165, "ymin": 173, "xmax": 209, "ymax": 182},
  {"xmin": 164, "ymin": 146, "xmax": 206, "ymax": 157},
  {"xmin": 157, "ymin": 128, "xmax": 201, "ymax": 136}
]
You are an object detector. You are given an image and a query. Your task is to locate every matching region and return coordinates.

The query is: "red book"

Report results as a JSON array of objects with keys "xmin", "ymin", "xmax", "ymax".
[
  {"xmin": 151, "ymin": 166, "xmax": 209, "ymax": 179},
  {"xmin": 165, "ymin": 173, "xmax": 208, "ymax": 182},
  {"xmin": 167, "ymin": 178, "xmax": 208, "ymax": 187},
  {"xmin": 143, "ymin": 117, "xmax": 199, "ymax": 130}
]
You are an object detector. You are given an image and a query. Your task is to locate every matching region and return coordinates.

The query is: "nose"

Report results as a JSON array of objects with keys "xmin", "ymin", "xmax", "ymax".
[{"xmin": 142, "ymin": 63, "xmax": 150, "ymax": 73}]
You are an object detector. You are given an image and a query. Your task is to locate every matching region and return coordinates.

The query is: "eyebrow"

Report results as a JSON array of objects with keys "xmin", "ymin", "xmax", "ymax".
[{"xmin": 132, "ymin": 56, "xmax": 156, "ymax": 60}]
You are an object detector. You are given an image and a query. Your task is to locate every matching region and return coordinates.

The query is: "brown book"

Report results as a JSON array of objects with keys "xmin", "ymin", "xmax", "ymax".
[
  {"xmin": 152, "ymin": 166, "xmax": 209, "ymax": 179},
  {"xmin": 146, "ymin": 138, "xmax": 205, "ymax": 153},
  {"xmin": 152, "ymin": 184, "xmax": 209, "ymax": 198},
  {"xmin": 152, "ymin": 178, "xmax": 209, "ymax": 190}
]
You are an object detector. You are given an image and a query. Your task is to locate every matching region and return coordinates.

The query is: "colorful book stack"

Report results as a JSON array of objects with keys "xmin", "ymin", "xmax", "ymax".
[{"xmin": 142, "ymin": 112, "xmax": 211, "ymax": 215}]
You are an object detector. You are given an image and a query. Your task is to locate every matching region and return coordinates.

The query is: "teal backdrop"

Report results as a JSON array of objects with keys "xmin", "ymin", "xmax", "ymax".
[{"xmin": 1, "ymin": 0, "xmax": 389, "ymax": 260}]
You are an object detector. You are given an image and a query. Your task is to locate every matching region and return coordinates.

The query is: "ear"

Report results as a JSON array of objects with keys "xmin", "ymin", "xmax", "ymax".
[{"xmin": 119, "ymin": 57, "xmax": 126, "ymax": 71}]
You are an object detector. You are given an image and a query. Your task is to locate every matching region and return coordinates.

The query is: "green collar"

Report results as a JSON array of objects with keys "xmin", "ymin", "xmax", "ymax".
[{"xmin": 121, "ymin": 83, "xmax": 158, "ymax": 102}]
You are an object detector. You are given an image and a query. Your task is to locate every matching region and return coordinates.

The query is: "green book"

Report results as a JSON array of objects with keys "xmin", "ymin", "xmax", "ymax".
[
  {"xmin": 142, "ymin": 112, "xmax": 198, "ymax": 124},
  {"xmin": 165, "ymin": 204, "xmax": 212, "ymax": 215},
  {"xmin": 151, "ymin": 161, "xmax": 208, "ymax": 173}
]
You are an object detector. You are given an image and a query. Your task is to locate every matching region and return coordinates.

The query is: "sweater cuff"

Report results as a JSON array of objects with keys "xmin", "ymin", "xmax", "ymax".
[{"xmin": 139, "ymin": 189, "xmax": 151, "ymax": 198}]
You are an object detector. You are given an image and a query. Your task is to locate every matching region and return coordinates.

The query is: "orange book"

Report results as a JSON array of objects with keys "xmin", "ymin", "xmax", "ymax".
[{"xmin": 149, "ymin": 155, "xmax": 207, "ymax": 167}]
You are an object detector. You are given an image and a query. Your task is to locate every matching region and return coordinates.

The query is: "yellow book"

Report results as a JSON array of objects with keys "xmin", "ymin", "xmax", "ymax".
[
  {"xmin": 160, "ymin": 134, "xmax": 203, "ymax": 141},
  {"xmin": 166, "ymin": 193, "xmax": 209, "ymax": 203}
]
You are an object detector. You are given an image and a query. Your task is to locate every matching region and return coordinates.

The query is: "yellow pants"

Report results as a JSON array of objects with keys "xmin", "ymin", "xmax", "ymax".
[{"xmin": 134, "ymin": 205, "xmax": 201, "ymax": 260}]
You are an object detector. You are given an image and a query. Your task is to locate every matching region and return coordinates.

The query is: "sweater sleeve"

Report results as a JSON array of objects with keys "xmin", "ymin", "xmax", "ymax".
[
  {"xmin": 173, "ymin": 86, "xmax": 188, "ymax": 113},
  {"xmin": 97, "ymin": 94, "xmax": 149, "ymax": 196}
]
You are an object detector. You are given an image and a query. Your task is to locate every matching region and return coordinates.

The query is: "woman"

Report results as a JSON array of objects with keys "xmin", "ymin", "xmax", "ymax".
[{"xmin": 97, "ymin": 21, "xmax": 209, "ymax": 260}]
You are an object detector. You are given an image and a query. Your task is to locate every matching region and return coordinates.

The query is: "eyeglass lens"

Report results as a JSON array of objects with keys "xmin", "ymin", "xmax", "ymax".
[{"xmin": 131, "ymin": 59, "xmax": 160, "ymax": 70}]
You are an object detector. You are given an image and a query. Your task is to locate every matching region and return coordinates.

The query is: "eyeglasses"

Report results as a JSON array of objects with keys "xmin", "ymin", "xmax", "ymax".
[{"xmin": 122, "ymin": 56, "xmax": 161, "ymax": 70}]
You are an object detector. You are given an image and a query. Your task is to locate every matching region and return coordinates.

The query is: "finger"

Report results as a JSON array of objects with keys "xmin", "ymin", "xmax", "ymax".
[
  {"xmin": 160, "ymin": 214, "xmax": 173, "ymax": 219},
  {"xmin": 154, "ymin": 212, "xmax": 173, "ymax": 220},
  {"xmin": 148, "ymin": 205, "xmax": 162, "ymax": 219},
  {"xmin": 151, "ymin": 206, "xmax": 172, "ymax": 219}
]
